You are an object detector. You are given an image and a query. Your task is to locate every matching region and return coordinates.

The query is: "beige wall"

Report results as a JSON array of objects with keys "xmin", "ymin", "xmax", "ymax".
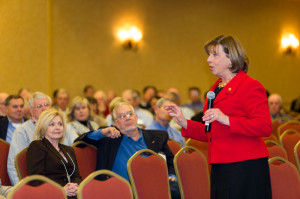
[{"xmin": 0, "ymin": 0, "xmax": 299, "ymax": 107}]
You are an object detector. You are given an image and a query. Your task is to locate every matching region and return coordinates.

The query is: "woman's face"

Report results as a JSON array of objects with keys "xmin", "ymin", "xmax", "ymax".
[
  {"xmin": 74, "ymin": 103, "xmax": 89, "ymax": 121},
  {"xmin": 207, "ymin": 45, "xmax": 232, "ymax": 78},
  {"xmin": 45, "ymin": 116, "xmax": 64, "ymax": 141}
]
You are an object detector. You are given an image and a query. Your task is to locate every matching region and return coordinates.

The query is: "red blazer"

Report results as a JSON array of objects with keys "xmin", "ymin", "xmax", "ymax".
[{"xmin": 182, "ymin": 71, "xmax": 272, "ymax": 164}]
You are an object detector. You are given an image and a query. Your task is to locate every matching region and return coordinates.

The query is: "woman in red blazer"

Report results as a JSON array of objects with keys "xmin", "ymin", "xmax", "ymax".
[{"xmin": 166, "ymin": 35, "xmax": 272, "ymax": 199}]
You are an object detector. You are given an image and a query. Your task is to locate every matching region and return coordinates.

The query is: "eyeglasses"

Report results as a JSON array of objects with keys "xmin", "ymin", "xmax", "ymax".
[
  {"xmin": 117, "ymin": 111, "xmax": 135, "ymax": 120},
  {"xmin": 33, "ymin": 103, "xmax": 50, "ymax": 109}
]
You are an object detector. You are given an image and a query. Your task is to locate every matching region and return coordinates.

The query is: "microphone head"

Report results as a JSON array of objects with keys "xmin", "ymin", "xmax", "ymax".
[{"xmin": 207, "ymin": 91, "xmax": 215, "ymax": 100}]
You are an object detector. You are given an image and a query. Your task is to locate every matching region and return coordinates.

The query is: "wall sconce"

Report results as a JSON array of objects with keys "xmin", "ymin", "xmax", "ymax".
[
  {"xmin": 117, "ymin": 26, "xmax": 142, "ymax": 50},
  {"xmin": 281, "ymin": 33, "xmax": 299, "ymax": 54}
]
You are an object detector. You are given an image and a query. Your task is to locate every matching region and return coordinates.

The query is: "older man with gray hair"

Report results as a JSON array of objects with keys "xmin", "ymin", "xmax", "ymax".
[
  {"xmin": 7, "ymin": 92, "xmax": 78, "ymax": 185},
  {"xmin": 268, "ymin": 93, "xmax": 293, "ymax": 121}
]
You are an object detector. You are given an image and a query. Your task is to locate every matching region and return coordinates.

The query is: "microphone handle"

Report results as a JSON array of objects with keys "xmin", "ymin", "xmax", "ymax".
[{"xmin": 205, "ymin": 99, "xmax": 214, "ymax": 133}]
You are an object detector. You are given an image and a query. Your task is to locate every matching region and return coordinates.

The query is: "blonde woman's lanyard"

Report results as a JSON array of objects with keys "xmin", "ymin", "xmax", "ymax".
[{"xmin": 60, "ymin": 152, "xmax": 76, "ymax": 183}]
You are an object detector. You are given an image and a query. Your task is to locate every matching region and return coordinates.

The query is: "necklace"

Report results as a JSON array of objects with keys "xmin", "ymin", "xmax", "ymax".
[
  {"xmin": 218, "ymin": 74, "xmax": 236, "ymax": 88},
  {"xmin": 61, "ymin": 152, "xmax": 76, "ymax": 183}
]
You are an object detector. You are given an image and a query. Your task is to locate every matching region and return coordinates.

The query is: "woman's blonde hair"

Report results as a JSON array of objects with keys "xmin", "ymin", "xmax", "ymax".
[
  {"xmin": 204, "ymin": 35, "xmax": 249, "ymax": 73},
  {"xmin": 67, "ymin": 96, "xmax": 92, "ymax": 122},
  {"xmin": 34, "ymin": 108, "xmax": 66, "ymax": 143}
]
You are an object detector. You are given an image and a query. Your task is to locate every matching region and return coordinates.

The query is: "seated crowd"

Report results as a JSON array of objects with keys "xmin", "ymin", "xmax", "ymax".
[{"xmin": 0, "ymin": 85, "xmax": 299, "ymax": 198}]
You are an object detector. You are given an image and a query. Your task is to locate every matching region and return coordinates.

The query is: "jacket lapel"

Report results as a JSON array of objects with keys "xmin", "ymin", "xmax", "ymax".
[
  {"xmin": 142, "ymin": 130, "xmax": 160, "ymax": 152},
  {"xmin": 42, "ymin": 138, "xmax": 66, "ymax": 163},
  {"xmin": 205, "ymin": 71, "xmax": 248, "ymax": 108}
]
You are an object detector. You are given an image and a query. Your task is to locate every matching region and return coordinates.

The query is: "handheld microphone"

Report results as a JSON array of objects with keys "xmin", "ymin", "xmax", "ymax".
[{"xmin": 205, "ymin": 91, "xmax": 216, "ymax": 133}]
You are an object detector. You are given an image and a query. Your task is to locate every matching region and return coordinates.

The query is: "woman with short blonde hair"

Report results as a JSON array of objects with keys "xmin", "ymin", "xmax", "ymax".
[
  {"xmin": 67, "ymin": 96, "xmax": 99, "ymax": 135},
  {"xmin": 27, "ymin": 108, "xmax": 82, "ymax": 198}
]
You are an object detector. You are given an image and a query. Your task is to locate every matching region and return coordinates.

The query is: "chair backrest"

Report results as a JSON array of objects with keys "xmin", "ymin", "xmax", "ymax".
[
  {"xmin": 15, "ymin": 147, "xmax": 28, "ymax": 180},
  {"xmin": 279, "ymin": 129, "xmax": 300, "ymax": 165},
  {"xmin": 167, "ymin": 138, "xmax": 181, "ymax": 155},
  {"xmin": 174, "ymin": 146, "xmax": 210, "ymax": 199},
  {"xmin": 72, "ymin": 141, "xmax": 97, "ymax": 180},
  {"xmin": 0, "ymin": 138, "xmax": 11, "ymax": 186},
  {"xmin": 294, "ymin": 140, "xmax": 300, "ymax": 173},
  {"xmin": 127, "ymin": 149, "xmax": 171, "ymax": 199},
  {"xmin": 7, "ymin": 175, "xmax": 67, "ymax": 199},
  {"xmin": 185, "ymin": 138, "xmax": 208, "ymax": 160},
  {"xmin": 277, "ymin": 120, "xmax": 300, "ymax": 138},
  {"xmin": 272, "ymin": 120, "xmax": 287, "ymax": 139},
  {"xmin": 262, "ymin": 134, "xmax": 279, "ymax": 143},
  {"xmin": 268, "ymin": 157, "xmax": 300, "ymax": 199},
  {"xmin": 77, "ymin": 170, "xmax": 133, "ymax": 199},
  {"xmin": 265, "ymin": 140, "xmax": 288, "ymax": 159}
]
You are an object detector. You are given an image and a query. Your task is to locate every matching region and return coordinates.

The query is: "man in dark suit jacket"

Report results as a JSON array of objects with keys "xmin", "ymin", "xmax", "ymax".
[
  {"xmin": 0, "ymin": 95, "xmax": 25, "ymax": 143},
  {"xmin": 75, "ymin": 99, "xmax": 180, "ymax": 198}
]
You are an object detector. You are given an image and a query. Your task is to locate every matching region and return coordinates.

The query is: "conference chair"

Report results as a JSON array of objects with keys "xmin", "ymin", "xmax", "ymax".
[
  {"xmin": 167, "ymin": 138, "xmax": 181, "ymax": 155},
  {"xmin": 6, "ymin": 175, "xmax": 67, "ymax": 199},
  {"xmin": 185, "ymin": 138, "xmax": 208, "ymax": 160},
  {"xmin": 272, "ymin": 119, "xmax": 288, "ymax": 139},
  {"xmin": 294, "ymin": 140, "xmax": 300, "ymax": 173},
  {"xmin": 265, "ymin": 140, "xmax": 288, "ymax": 159},
  {"xmin": 279, "ymin": 129, "xmax": 300, "ymax": 165},
  {"xmin": 277, "ymin": 120, "xmax": 300, "ymax": 138},
  {"xmin": 0, "ymin": 138, "xmax": 11, "ymax": 185},
  {"xmin": 72, "ymin": 141, "xmax": 97, "ymax": 180},
  {"xmin": 262, "ymin": 134, "xmax": 279, "ymax": 143},
  {"xmin": 77, "ymin": 170, "xmax": 133, "ymax": 199},
  {"xmin": 14, "ymin": 147, "xmax": 28, "ymax": 180},
  {"xmin": 174, "ymin": 146, "xmax": 210, "ymax": 199},
  {"xmin": 268, "ymin": 157, "xmax": 300, "ymax": 199},
  {"xmin": 127, "ymin": 149, "xmax": 171, "ymax": 199}
]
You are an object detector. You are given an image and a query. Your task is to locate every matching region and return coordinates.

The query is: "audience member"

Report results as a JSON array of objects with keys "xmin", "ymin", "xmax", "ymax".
[
  {"xmin": 106, "ymin": 89, "xmax": 153, "ymax": 128},
  {"xmin": 93, "ymin": 90, "xmax": 108, "ymax": 117},
  {"xmin": 27, "ymin": 109, "xmax": 82, "ymax": 198},
  {"xmin": 0, "ymin": 95, "xmax": 25, "ymax": 143},
  {"xmin": 18, "ymin": 88, "xmax": 32, "ymax": 101},
  {"xmin": 181, "ymin": 86, "xmax": 204, "ymax": 114},
  {"xmin": 83, "ymin": 85, "xmax": 95, "ymax": 97},
  {"xmin": 290, "ymin": 94, "xmax": 300, "ymax": 113},
  {"xmin": 67, "ymin": 96, "xmax": 99, "ymax": 135},
  {"xmin": 53, "ymin": 88, "xmax": 70, "ymax": 114},
  {"xmin": 86, "ymin": 96, "xmax": 107, "ymax": 127},
  {"xmin": 147, "ymin": 98, "xmax": 185, "ymax": 147},
  {"xmin": 0, "ymin": 93, "xmax": 8, "ymax": 116},
  {"xmin": 139, "ymin": 85, "xmax": 157, "ymax": 111},
  {"xmin": 7, "ymin": 92, "xmax": 78, "ymax": 185},
  {"xmin": 150, "ymin": 95, "xmax": 161, "ymax": 115},
  {"xmin": 75, "ymin": 99, "xmax": 180, "ymax": 198},
  {"xmin": 268, "ymin": 93, "xmax": 293, "ymax": 121},
  {"xmin": 106, "ymin": 90, "xmax": 117, "ymax": 106}
]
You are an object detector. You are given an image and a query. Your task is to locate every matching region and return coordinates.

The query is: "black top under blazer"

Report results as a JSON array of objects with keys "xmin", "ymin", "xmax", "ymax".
[
  {"xmin": 75, "ymin": 129, "xmax": 176, "ymax": 175},
  {"xmin": 0, "ymin": 116, "xmax": 9, "ymax": 140},
  {"xmin": 26, "ymin": 138, "xmax": 82, "ymax": 186}
]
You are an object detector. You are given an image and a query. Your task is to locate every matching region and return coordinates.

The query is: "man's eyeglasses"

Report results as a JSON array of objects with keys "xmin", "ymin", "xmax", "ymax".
[
  {"xmin": 117, "ymin": 111, "xmax": 134, "ymax": 120},
  {"xmin": 33, "ymin": 103, "xmax": 50, "ymax": 109}
]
